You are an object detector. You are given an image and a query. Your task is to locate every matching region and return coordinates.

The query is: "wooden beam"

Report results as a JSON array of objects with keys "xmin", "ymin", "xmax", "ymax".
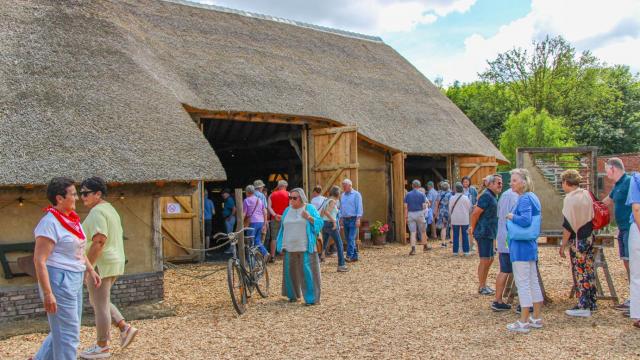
[
  {"xmin": 162, "ymin": 213, "xmax": 196, "ymax": 219},
  {"xmin": 314, "ymin": 163, "xmax": 359, "ymax": 172},
  {"xmin": 234, "ymin": 188, "xmax": 246, "ymax": 270},
  {"xmin": 311, "ymin": 125, "xmax": 357, "ymax": 136},
  {"xmin": 152, "ymin": 196, "xmax": 163, "ymax": 272},
  {"xmin": 289, "ymin": 136, "xmax": 303, "ymax": 161},
  {"xmin": 459, "ymin": 162, "xmax": 499, "ymax": 168}
]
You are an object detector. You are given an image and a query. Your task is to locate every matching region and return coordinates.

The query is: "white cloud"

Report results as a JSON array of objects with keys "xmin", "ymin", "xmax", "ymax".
[
  {"xmin": 201, "ymin": 0, "xmax": 476, "ymax": 34},
  {"xmin": 417, "ymin": 0, "xmax": 640, "ymax": 84}
]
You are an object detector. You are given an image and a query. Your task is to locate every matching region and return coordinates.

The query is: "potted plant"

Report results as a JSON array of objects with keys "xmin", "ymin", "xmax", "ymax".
[{"xmin": 370, "ymin": 221, "xmax": 389, "ymax": 245}]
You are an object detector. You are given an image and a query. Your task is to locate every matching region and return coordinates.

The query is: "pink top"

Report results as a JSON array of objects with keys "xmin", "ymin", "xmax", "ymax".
[{"xmin": 243, "ymin": 195, "xmax": 265, "ymax": 223}]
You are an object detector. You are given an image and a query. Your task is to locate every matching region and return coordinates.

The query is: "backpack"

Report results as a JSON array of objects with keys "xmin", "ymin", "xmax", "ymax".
[{"xmin": 588, "ymin": 191, "xmax": 610, "ymax": 230}]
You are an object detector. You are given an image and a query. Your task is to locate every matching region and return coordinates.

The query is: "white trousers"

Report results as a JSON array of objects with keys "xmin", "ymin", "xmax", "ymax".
[
  {"xmin": 630, "ymin": 224, "xmax": 640, "ymax": 319},
  {"xmin": 513, "ymin": 261, "xmax": 543, "ymax": 308}
]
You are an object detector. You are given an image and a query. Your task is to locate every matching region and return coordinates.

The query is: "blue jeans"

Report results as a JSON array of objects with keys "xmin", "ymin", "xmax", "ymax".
[
  {"xmin": 247, "ymin": 222, "xmax": 268, "ymax": 256},
  {"xmin": 225, "ymin": 216, "xmax": 236, "ymax": 233},
  {"xmin": 452, "ymin": 225, "xmax": 469, "ymax": 254},
  {"xmin": 322, "ymin": 222, "xmax": 345, "ymax": 266},
  {"xmin": 343, "ymin": 217, "xmax": 359, "ymax": 260},
  {"xmin": 35, "ymin": 266, "xmax": 84, "ymax": 360}
]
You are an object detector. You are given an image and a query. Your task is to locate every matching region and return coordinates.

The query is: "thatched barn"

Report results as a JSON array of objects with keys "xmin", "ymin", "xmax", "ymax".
[{"xmin": 1, "ymin": 0, "xmax": 505, "ymax": 320}]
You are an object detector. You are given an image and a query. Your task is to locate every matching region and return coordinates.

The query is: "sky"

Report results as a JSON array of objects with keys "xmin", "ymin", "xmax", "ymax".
[{"xmin": 194, "ymin": 0, "xmax": 640, "ymax": 85}]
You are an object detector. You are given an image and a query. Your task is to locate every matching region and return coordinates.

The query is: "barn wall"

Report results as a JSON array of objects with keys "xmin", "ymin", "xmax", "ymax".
[
  {"xmin": 0, "ymin": 186, "xmax": 158, "ymax": 286},
  {"xmin": 357, "ymin": 141, "xmax": 390, "ymax": 237}
]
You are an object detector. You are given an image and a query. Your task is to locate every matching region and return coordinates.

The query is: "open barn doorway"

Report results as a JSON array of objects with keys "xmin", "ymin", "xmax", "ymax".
[
  {"xmin": 404, "ymin": 155, "xmax": 448, "ymax": 191},
  {"xmin": 201, "ymin": 119, "xmax": 305, "ymax": 253}
]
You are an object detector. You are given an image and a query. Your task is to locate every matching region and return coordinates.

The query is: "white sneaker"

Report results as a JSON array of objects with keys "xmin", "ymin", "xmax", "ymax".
[
  {"xmin": 529, "ymin": 317, "xmax": 544, "ymax": 329},
  {"xmin": 120, "ymin": 325, "xmax": 139, "ymax": 349},
  {"xmin": 565, "ymin": 308, "xmax": 591, "ymax": 317},
  {"xmin": 80, "ymin": 344, "xmax": 110, "ymax": 359},
  {"xmin": 507, "ymin": 320, "xmax": 530, "ymax": 333}
]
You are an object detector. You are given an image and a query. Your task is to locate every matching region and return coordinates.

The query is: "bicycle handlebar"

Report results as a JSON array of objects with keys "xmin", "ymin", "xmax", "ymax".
[{"xmin": 212, "ymin": 228, "xmax": 254, "ymax": 243}]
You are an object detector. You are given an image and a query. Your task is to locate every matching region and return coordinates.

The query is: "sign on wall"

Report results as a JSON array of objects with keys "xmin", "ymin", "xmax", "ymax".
[{"xmin": 166, "ymin": 203, "xmax": 181, "ymax": 214}]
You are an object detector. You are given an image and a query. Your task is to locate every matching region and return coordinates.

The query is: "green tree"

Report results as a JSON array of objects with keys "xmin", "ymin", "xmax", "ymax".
[
  {"xmin": 499, "ymin": 107, "xmax": 575, "ymax": 166},
  {"xmin": 446, "ymin": 81, "xmax": 515, "ymax": 145}
]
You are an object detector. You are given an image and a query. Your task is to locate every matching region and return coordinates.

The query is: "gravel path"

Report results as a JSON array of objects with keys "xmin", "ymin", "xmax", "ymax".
[{"xmin": 2, "ymin": 243, "xmax": 640, "ymax": 359}]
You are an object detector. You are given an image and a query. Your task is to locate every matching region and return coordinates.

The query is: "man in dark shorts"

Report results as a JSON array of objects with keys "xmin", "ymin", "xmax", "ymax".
[
  {"xmin": 603, "ymin": 157, "xmax": 633, "ymax": 310},
  {"xmin": 470, "ymin": 174, "xmax": 503, "ymax": 295}
]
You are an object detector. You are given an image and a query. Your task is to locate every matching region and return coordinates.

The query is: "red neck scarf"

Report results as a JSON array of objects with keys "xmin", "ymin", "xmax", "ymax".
[{"xmin": 44, "ymin": 206, "xmax": 86, "ymax": 240}]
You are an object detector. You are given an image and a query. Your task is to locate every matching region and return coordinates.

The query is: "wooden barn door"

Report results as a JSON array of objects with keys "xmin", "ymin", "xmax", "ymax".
[
  {"xmin": 309, "ymin": 126, "xmax": 359, "ymax": 193},
  {"xmin": 457, "ymin": 156, "xmax": 498, "ymax": 187},
  {"xmin": 161, "ymin": 193, "xmax": 201, "ymax": 262}
]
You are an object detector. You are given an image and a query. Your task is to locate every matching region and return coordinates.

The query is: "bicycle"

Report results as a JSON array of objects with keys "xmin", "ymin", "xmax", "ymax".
[{"xmin": 213, "ymin": 228, "xmax": 270, "ymax": 315}]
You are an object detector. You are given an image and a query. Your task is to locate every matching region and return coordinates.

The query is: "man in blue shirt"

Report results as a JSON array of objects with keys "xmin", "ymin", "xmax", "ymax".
[
  {"xmin": 204, "ymin": 194, "xmax": 215, "ymax": 248},
  {"xmin": 221, "ymin": 189, "xmax": 236, "ymax": 233},
  {"xmin": 426, "ymin": 181, "xmax": 438, "ymax": 239},
  {"xmin": 626, "ymin": 172, "xmax": 640, "ymax": 324},
  {"xmin": 405, "ymin": 180, "xmax": 428, "ymax": 255},
  {"xmin": 340, "ymin": 178, "xmax": 363, "ymax": 262},
  {"xmin": 470, "ymin": 174, "xmax": 503, "ymax": 296},
  {"xmin": 602, "ymin": 158, "xmax": 633, "ymax": 310}
]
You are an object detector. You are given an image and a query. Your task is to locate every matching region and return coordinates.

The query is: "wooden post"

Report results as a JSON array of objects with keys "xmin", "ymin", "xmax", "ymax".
[
  {"xmin": 152, "ymin": 195, "xmax": 163, "ymax": 272},
  {"xmin": 234, "ymin": 188, "xmax": 246, "ymax": 269},
  {"xmin": 392, "ymin": 152, "xmax": 407, "ymax": 244},
  {"xmin": 302, "ymin": 125, "xmax": 309, "ymax": 195}
]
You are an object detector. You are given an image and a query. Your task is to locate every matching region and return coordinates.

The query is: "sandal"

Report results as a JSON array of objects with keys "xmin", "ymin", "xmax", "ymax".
[{"xmin": 633, "ymin": 320, "xmax": 640, "ymax": 329}]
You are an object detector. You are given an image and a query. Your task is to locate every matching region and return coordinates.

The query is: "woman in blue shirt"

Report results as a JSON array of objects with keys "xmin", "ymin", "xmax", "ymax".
[{"xmin": 505, "ymin": 168, "xmax": 543, "ymax": 333}]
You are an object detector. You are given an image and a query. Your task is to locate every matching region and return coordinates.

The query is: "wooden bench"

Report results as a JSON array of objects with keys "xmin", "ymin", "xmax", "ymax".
[{"xmin": 0, "ymin": 242, "xmax": 35, "ymax": 279}]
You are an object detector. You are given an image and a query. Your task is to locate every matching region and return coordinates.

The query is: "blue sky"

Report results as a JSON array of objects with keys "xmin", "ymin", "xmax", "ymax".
[{"xmin": 194, "ymin": 0, "xmax": 640, "ymax": 85}]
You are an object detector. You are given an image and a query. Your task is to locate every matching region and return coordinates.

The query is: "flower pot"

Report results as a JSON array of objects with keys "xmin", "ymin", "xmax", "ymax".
[{"xmin": 373, "ymin": 233, "xmax": 386, "ymax": 245}]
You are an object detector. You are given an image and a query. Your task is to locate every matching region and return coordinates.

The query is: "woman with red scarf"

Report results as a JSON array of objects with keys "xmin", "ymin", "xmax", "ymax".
[{"xmin": 32, "ymin": 177, "xmax": 101, "ymax": 360}]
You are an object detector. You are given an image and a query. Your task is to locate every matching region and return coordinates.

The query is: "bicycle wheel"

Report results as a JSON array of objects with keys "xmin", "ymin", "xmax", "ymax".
[
  {"xmin": 227, "ymin": 258, "xmax": 246, "ymax": 315},
  {"xmin": 252, "ymin": 251, "xmax": 270, "ymax": 298}
]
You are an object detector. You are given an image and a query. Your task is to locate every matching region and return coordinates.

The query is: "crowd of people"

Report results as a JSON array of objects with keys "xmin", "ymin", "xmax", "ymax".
[
  {"xmin": 29, "ymin": 156, "xmax": 640, "ymax": 358},
  {"xmin": 402, "ymin": 158, "xmax": 640, "ymax": 333}
]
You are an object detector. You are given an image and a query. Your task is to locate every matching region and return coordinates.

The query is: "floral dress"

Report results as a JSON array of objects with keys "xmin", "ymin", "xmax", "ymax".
[
  {"xmin": 563, "ymin": 217, "xmax": 597, "ymax": 311},
  {"xmin": 436, "ymin": 190, "xmax": 452, "ymax": 229}
]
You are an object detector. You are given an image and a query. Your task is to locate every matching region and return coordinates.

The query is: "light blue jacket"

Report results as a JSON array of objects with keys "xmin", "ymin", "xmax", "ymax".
[{"xmin": 276, "ymin": 204, "xmax": 324, "ymax": 254}]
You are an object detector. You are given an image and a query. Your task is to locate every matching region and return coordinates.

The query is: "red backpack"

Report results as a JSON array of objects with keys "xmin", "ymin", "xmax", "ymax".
[{"xmin": 589, "ymin": 191, "xmax": 610, "ymax": 230}]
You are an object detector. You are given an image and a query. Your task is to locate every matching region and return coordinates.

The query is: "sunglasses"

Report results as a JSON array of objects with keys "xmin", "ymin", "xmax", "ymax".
[
  {"xmin": 79, "ymin": 190, "xmax": 96, "ymax": 197},
  {"xmin": 289, "ymin": 196, "xmax": 300, "ymax": 200}
]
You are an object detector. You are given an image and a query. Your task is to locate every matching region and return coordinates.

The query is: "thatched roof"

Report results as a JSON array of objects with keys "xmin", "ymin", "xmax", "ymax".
[{"xmin": 1, "ymin": 0, "xmax": 505, "ymax": 186}]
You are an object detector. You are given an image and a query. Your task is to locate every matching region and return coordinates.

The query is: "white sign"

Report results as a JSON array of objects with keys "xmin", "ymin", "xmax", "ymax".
[{"xmin": 166, "ymin": 203, "xmax": 181, "ymax": 214}]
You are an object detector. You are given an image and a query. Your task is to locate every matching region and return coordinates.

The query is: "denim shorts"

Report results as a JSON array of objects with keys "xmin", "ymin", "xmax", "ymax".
[
  {"xmin": 476, "ymin": 237, "xmax": 495, "ymax": 259},
  {"xmin": 498, "ymin": 252, "xmax": 512, "ymax": 273},
  {"xmin": 618, "ymin": 229, "xmax": 630, "ymax": 260}
]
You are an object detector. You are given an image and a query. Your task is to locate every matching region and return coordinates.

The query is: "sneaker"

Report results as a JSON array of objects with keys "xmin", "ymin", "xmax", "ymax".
[
  {"xmin": 528, "ymin": 317, "xmax": 544, "ymax": 329},
  {"xmin": 120, "ymin": 325, "xmax": 139, "ymax": 349},
  {"xmin": 440, "ymin": 242, "xmax": 447, "ymax": 248},
  {"xmin": 565, "ymin": 308, "xmax": 591, "ymax": 317},
  {"xmin": 515, "ymin": 305, "xmax": 534, "ymax": 314},
  {"xmin": 80, "ymin": 344, "xmax": 110, "ymax": 359},
  {"xmin": 463, "ymin": 252, "xmax": 470, "ymax": 257},
  {"xmin": 409, "ymin": 247, "xmax": 416, "ymax": 256},
  {"xmin": 479, "ymin": 287, "xmax": 495, "ymax": 296},
  {"xmin": 491, "ymin": 301, "xmax": 512, "ymax": 312},
  {"xmin": 615, "ymin": 299, "xmax": 631, "ymax": 311},
  {"xmin": 337, "ymin": 265, "xmax": 349, "ymax": 272},
  {"xmin": 506, "ymin": 320, "xmax": 530, "ymax": 333},
  {"xmin": 453, "ymin": 252, "xmax": 459, "ymax": 256},
  {"xmin": 423, "ymin": 245, "xmax": 432, "ymax": 251},
  {"xmin": 623, "ymin": 309, "xmax": 631, "ymax": 318}
]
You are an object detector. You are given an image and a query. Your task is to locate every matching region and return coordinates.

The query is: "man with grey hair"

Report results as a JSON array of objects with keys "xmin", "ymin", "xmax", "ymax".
[
  {"xmin": 267, "ymin": 180, "xmax": 289, "ymax": 260},
  {"xmin": 470, "ymin": 174, "xmax": 503, "ymax": 295},
  {"xmin": 340, "ymin": 178, "xmax": 363, "ymax": 262},
  {"xmin": 405, "ymin": 179, "xmax": 428, "ymax": 255},
  {"xmin": 602, "ymin": 157, "xmax": 633, "ymax": 311}
]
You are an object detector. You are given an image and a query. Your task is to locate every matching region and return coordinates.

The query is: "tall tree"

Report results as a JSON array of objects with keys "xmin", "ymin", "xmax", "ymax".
[{"xmin": 499, "ymin": 107, "xmax": 575, "ymax": 165}]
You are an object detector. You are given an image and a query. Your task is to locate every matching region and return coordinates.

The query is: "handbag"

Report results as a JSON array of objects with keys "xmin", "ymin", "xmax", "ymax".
[{"xmin": 506, "ymin": 214, "xmax": 541, "ymax": 241}]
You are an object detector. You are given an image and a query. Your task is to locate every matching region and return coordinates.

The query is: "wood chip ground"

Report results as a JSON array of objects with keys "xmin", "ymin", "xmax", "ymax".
[{"xmin": 2, "ymin": 243, "xmax": 640, "ymax": 359}]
